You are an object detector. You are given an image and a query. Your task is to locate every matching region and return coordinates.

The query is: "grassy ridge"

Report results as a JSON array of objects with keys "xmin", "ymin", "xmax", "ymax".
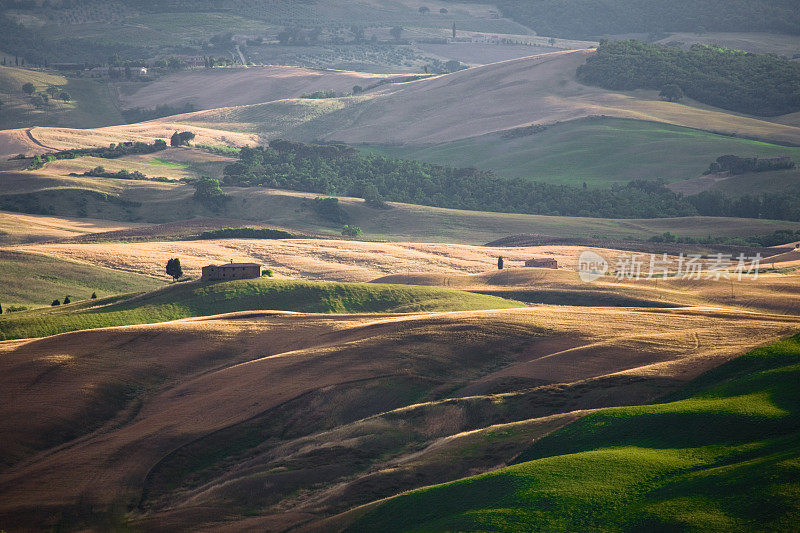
[
  {"xmin": 0, "ymin": 278, "xmax": 523, "ymax": 340},
  {"xmin": 361, "ymin": 118, "xmax": 800, "ymax": 188},
  {"xmin": 0, "ymin": 250, "xmax": 163, "ymax": 308},
  {"xmin": 348, "ymin": 335, "xmax": 800, "ymax": 532}
]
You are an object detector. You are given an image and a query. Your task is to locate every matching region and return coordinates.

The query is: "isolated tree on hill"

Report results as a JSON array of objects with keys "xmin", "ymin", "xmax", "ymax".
[
  {"xmin": 91, "ymin": 292, "xmax": 97, "ymax": 299},
  {"xmin": 166, "ymin": 258, "xmax": 183, "ymax": 281},
  {"xmin": 22, "ymin": 82, "xmax": 35, "ymax": 95},
  {"xmin": 63, "ymin": 295, "xmax": 71, "ymax": 304},
  {"xmin": 419, "ymin": 6, "xmax": 430, "ymax": 14},
  {"xmin": 440, "ymin": 8, "xmax": 448, "ymax": 14},
  {"xmin": 170, "ymin": 131, "xmax": 195, "ymax": 147},
  {"xmin": 498, "ymin": 256, "xmax": 504, "ymax": 270},
  {"xmin": 51, "ymin": 299, "xmax": 60, "ymax": 306},
  {"xmin": 445, "ymin": 60, "xmax": 462, "ymax": 72},
  {"xmin": 59, "ymin": 91, "xmax": 71, "ymax": 101},
  {"xmin": 0, "ymin": 302, "xmax": 3, "ymax": 315},
  {"xmin": 352, "ymin": 85, "xmax": 363, "ymax": 94},
  {"xmin": 390, "ymin": 26, "xmax": 403, "ymax": 40},
  {"xmin": 659, "ymin": 83, "xmax": 684, "ymax": 102}
]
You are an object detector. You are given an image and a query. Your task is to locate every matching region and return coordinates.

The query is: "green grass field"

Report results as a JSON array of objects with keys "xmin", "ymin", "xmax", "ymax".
[
  {"xmin": 348, "ymin": 334, "xmax": 800, "ymax": 531},
  {"xmin": 0, "ymin": 250, "xmax": 163, "ymax": 309},
  {"xmin": 361, "ymin": 118, "xmax": 800, "ymax": 188},
  {"xmin": 0, "ymin": 278, "xmax": 523, "ymax": 340}
]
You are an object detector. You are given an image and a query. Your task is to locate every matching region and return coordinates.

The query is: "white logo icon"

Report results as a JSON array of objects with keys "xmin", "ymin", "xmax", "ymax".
[{"xmin": 578, "ymin": 251, "xmax": 608, "ymax": 282}]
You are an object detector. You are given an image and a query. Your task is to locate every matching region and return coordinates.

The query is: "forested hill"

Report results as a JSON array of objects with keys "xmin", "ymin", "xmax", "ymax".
[
  {"xmin": 221, "ymin": 140, "xmax": 800, "ymax": 221},
  {"xmin": 461, "ymin": 0, "xmax": 800, "ymax": 39},
  {"xmin": 577, "ymin": 40, "xmax": 800, "ymax": 116}
]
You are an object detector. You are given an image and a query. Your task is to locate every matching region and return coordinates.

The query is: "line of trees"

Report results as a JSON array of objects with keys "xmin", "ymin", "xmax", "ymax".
[
  {"xmin": 577, "ymin": 40, "xmax": 800, "ymax": 116},
  {"xmin": 220, "ymin": 140, "xmax": 800, "ymax": 222}
]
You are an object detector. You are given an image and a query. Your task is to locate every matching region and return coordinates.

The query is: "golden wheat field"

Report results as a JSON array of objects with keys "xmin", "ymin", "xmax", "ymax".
[{"xmin": 10, "ymin": 238, "xmax": 653, "ymax": 281}]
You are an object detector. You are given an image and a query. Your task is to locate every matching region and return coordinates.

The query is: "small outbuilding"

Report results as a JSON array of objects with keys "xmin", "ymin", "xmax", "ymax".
[
  {"xmin": 525, "ymin": 258, "xmax": 558, "ymax": 269},
  {"xmin": 202, "ymin": 262, "xmax": 262, "ymax": 281}
]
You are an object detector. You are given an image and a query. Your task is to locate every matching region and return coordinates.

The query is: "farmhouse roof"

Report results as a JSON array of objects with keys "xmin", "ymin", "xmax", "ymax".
[{"xmin": 207, "ymin": 263, "xmax": 262, "ymax": 268}]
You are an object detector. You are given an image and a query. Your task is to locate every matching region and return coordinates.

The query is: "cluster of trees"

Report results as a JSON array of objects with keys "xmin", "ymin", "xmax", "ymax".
[
  {"xmin": 650, "ymin": 229, "xmax": 800, "ymax": 248},
  {"xmin": 300, "ymin": 90, "xmax": 338, "ymax": 99},
  {"xmin": 191, "ymin": 177, "xmax": 228, "ymax": 211},
  {"xmin": 465, "ymin": 0, "xmax": 800, "ymax": 39},
  {"xmin": 26, "ymin": 139, "xmax": 168, "ymax": 170},
  {"xmin": 577, "ymin": 40, "xmax": 800, "ymax": 116},
  {"xmin": 221, "ymin": 141, "xmax": 800, "ymax": 222},
  {"xmin": 74, "ymin": 166, "xmax": 171, "ymax": 182},
  {"xmin": 687, "ymin": 190, "xmax": 800, "ymax": 221},
  {"xmin": 222, "ymin": 142, "xmax": 691, "ymax": 219},
  {"xmin": 705, "ymin": 155, "xmax": 795, "ymax": 175},
  {"xmin": 170, "ymin": 131, "xmax": 196, "ymax": 147},
  {"xmin": 48, "ymin": 292, "xmax": 97, "ymax": 307},
  {"xmin": 197, "ymin": 227, "xmax": 294, "ymax": 239}
]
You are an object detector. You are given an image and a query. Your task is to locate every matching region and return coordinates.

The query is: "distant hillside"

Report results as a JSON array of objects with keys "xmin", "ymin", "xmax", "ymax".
[
  {"xmin": 473, "ymin": 0, "xmax": 800, "ymax": 39},
  {"xmin": 362, "ymin": 117, "xmax": 800, "ymax": 188},
  {"xmin": 578, "ymin": 40, "xmax": 800, "ymax": 116},
  {"xmin": 0, "ymin": 66, "xmax": 123, "ymax": 129},
  {"xmin": 120, "ymin": 66, "xmax": 402, "ymax": 112},
  {"xmin": 164, "ymin": 50, "xmax": 800, "ymax": 146}
]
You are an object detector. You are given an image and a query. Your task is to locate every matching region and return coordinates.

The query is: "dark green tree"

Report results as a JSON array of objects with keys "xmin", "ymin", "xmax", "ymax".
[
  {"xmin": 51, "ymin": 299, "xmax": 60, "ymax": 306},
  {"xmin": 419, "ymin": 6, "xmax": 430, "ymax": 14},
  {"xmin": 192, "ymin": 177, "xmax": 228, "ymax": 211},
  {"xmin": 342, "ymin": 225, "xmax": 363, "ymax": 237},
  {"xmin": 390, "ymin": 26, "xmax": 403, "ymax": 40},
  {"xmin": 63, "ymin": 295, "xmax": 71, "ymax": 304},
  {"xmin": 659, "ymin": 83, "xmax": 684, "ymax": 102},
  {"xmin": 166, "ymin": 258, "xmax": 183, "ymax": 281},
  {"xmin": 170, "ymin": 131, "xmax": 196, "ymax": 147},
  {"xmin": 91, "ymin": 292, "xmax": 97, "ymax": 299},
  {"xmin": 498, "ymin": 256, "xmax": 504, "ymax": 270},
  {"xmin": 22, "ymin": 82, "xmax": 35, "ymax": 95}
]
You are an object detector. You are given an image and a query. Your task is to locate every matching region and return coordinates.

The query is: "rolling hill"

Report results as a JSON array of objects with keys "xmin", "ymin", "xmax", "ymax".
[
  {"xmin": 342, "ymin": 334, "xmax": 800, "ymax": 532},
  {"xmin": 0, "ymin": 300, "xmax": 797, "ymax": 530},
  {"xmin": 118, "ymin": 66, "xmax": 411, "ymax": 112},
  {"xmin": 0, "ymin": 65, "xmax": 123, "ymax": 130},
  {"xmin": 362, "ymin": 117, "xmax": 800, "ymax": 187},
  {"xmin": 5, "ymin": 49, "xmax": 800, "ymax": 163},
  {"xmin": 0, "ymin": 249, "xmax": 162, "ymax": 308},
  {"xmin": 0, "ymin": 277, "xmax": 522, "ymax": 340},
  {"xmin": 167, "ymin": 49, "xmax": 800, "ymax": 146}
]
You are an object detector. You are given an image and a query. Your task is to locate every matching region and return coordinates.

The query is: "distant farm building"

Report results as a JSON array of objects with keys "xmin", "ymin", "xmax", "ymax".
[
  {"xmin": 525, "ymin": 258, "xmax": 558, "ymax": 269},
  {"xmin": 202, "ymin": 262, "xmax": 262, "ymax": 281}
]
